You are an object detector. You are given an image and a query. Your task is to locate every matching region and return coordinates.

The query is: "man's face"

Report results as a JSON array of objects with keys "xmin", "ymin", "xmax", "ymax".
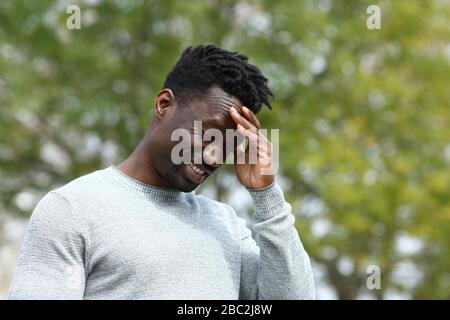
[{"xmin": 151, "ymin": 87, "xmax": 244, "ymax": 192}]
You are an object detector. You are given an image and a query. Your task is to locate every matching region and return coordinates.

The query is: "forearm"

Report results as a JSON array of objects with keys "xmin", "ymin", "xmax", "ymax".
[{"xmin": 247, "ymin": 181, "xmax": 315, "ymax": 299}]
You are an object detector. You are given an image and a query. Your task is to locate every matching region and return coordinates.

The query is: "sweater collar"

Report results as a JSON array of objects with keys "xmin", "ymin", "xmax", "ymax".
[{"xmin": 108, "ymin": 165, "xmax": 185, "ymax": 204}]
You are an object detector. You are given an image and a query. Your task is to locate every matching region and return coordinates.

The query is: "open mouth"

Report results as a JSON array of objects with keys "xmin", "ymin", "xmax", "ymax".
[
  {"xmin": 191, "ymin": 164, "xmax": 205, "ymax": 175},
  {"xmin": 185, "ymin": 163, "xmax": 208, "ymax": 183}
]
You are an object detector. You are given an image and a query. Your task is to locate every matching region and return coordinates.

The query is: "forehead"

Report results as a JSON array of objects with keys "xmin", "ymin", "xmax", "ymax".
[{"xmin": 193, "ymin": 87, "xmax": 243, "ymax": 125}]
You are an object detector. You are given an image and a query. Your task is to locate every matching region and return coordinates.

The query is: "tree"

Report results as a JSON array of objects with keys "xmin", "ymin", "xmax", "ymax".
[{"xmin": 0, "ymin": 0, "xmax": 448, "ymax": 299}]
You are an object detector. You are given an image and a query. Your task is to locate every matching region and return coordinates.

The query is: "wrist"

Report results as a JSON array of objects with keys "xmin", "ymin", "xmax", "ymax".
[
  {"xmin": 246, "ymin": 180, "xmax": 287, "ymax": 218},
  {"xmin": 244, "ymin": 175, "xmax": 275, "ymax": 189}
]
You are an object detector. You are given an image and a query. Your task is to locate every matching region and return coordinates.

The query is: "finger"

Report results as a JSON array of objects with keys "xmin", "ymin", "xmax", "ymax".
[
  {"xmin": 257, "ymin": 140, "xmax": 272, "ymax": 158},
  {"xmin": 242, "ymin": 106, "xmax": 260, "ymax": 129},
  {"xmin": 236, "ymin": 123, "xmax": 259, "ymax": 142},
  {"xmin": 239, "ymin": 125, "xmax": 271, "ymax": 151},
  {"xmin": 233, "ymin": 138, "xmax": 248, "ymax": 166},
  {"xmin": 236, "ymin": 125, "xmax": 273, "ymax": 157},
  {"xmin": 229, "ymin": 107, "xmax": 256, "ymax": 130}
]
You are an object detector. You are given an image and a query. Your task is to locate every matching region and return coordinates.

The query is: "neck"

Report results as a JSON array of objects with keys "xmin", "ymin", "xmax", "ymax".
[{"xmin": 116, "ymin": 131, "xmax": 170, "ymax": 189}]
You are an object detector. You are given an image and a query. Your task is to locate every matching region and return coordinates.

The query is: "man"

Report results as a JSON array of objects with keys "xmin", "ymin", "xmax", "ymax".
[{"xmin": 9, "ymin": 45, "xmax": 315, "ymax": 299}]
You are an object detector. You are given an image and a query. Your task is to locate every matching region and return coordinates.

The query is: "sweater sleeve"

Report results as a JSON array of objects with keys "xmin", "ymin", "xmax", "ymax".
[
  {"xmin": 238, "ymin": 181, "xmax": 315, "ymax": 300},
  {"xmin": 8, "ymin": 191, "xmax": 86, "ymax": 300}
]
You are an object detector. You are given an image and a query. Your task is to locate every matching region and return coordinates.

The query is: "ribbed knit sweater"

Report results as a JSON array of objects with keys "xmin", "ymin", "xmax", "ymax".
[{"xmin": 8, "ymin": 166, "xmax": 314, "ymax": 299}]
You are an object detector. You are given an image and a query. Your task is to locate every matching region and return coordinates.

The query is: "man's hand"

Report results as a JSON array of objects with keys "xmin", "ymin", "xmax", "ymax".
[{"xmin": 229, "ymin": 106, "xmax": 275, "ymax": 189}]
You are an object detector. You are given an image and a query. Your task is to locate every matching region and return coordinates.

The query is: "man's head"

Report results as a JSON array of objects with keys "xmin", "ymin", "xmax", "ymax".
[{"xmin": 148, "ymin": 44, "xmax": 273, "ymax": 192}]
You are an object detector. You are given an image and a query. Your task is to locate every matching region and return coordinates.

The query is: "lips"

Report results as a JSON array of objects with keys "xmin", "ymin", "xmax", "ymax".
[{"xmin": 185, "ymin": 163, "xmax": 208, "ymax": 183}]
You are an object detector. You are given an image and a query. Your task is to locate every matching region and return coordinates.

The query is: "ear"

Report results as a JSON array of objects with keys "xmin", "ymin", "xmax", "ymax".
[{"xmin": 154, "ymin": 89, "xmax": 176, "ymax": 119}]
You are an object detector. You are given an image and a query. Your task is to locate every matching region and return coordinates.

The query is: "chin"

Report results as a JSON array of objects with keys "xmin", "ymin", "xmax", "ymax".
[
  {"xmin": 176, "ymin": 184, "xmax": 198, "ymax": 192},
  {"xmin": 169, "ymin": 178, "xmax": 200, "ymax": 192},
  {"xmin": 164, "ymin": 168, "xmax": 200, "ymax": 193}
]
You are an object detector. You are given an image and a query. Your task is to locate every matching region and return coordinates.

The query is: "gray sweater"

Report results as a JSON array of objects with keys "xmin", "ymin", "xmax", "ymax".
[{"xmin": 8, "ymin": 166, "xmax": 315, "ymax": 299}]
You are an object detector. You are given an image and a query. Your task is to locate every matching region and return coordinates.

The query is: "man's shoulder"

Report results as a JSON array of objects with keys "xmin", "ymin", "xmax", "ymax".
[
  {"xmin": 28, "ymin": 168, "xmax": 108, "ymax": 229},
  {"xmin": 49, "ymin": 167, "xmax": 113, "ymax": 206}
]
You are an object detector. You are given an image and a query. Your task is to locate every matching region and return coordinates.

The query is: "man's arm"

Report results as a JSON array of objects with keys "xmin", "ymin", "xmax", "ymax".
[
  {"xmin": 8, "ymin": 191, "xmax": 86, "ymax": 299},
  {"xmin": 238, "ymin": 181, "xmax": 315, "ymax": 300},
  {"xmin": 227, "ymin": 105, "xmax": 314, "ymax": 299}
]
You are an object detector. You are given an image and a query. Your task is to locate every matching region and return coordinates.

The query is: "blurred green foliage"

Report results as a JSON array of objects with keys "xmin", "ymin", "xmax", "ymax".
[{"xmin": 0, "ymin": 0, "xmax": 449, "ymax": 299}]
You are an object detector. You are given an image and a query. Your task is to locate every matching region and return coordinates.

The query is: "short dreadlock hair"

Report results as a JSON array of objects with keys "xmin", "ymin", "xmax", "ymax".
[{"xmin": 163, "ymin": 44, "xmax": 273, "ymax": 114}]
